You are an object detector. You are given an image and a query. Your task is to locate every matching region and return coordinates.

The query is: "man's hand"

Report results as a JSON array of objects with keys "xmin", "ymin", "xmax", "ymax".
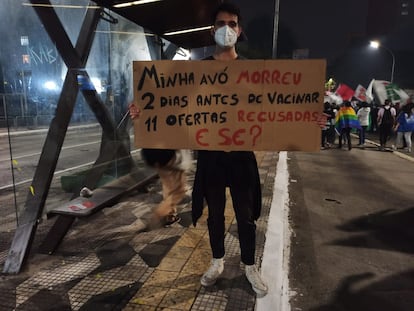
[
  {"xmin": 316, "ymin": 112, "xmax": 329, "ymax": 128},
  {"xmin": 128, "ymin": 103, "xmax": 141, "ymax": 120}
]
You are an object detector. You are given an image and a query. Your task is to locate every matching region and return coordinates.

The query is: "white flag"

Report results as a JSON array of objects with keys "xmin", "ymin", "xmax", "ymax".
[
  {"xmin": 372, "ymin": 80, "xmax": 409, "ymax": 106},
  {"xmin": 365, "ymin": 79, "xmax": 375, "ymax": 102}
]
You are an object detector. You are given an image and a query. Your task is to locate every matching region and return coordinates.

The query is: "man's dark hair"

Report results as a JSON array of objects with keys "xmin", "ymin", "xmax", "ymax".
[{"xmin": 212, "ymin": 2, "xmax": 242, "ymax": 24}]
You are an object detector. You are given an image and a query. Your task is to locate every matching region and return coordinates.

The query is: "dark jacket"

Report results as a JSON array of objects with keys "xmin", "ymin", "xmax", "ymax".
[{"xmin": 191, "ymin": 150, "xmax": 262, "ymax": 226}]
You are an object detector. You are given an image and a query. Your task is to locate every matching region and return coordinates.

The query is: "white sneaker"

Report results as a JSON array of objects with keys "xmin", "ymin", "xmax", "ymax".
[
  {"xmin": 245, "ymin": 265, "xmax": 268, "ymax": 297},
  {"xmin": 200, "ymin": 258, "xmax": 224, "ymax": 286}
]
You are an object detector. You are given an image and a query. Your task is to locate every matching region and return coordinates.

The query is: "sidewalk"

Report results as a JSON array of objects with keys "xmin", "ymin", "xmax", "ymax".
[{"xmin": 0, "ymin": 152, "xmax": 279, "ymax": 311}]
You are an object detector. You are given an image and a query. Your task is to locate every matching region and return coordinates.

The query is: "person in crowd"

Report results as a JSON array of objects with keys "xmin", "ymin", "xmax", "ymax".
[
  {"xmin": 356, "ymin": 101, "xmax": 371, "ymax": 146},
  {"xmin": 129, "ymin": 104, "xmax": 190, "ymax": 228},
  {"xmin": 369, "ymin": 103, "xmax": 379, "ymax": 132},
  {"xmin": 328, "ymin": 103, "xmax": 339, "ymax": 145},
  {"xmin": 377, "ymin": 99, "xmax": 396, "ymax": 151},
  {"xmin": 392, "ymin": 102, "xmax": 414, "ymax": 153},
  {"xmin": 335, "ymin": 101, "xmax": 361, "ymax": 150},
  {"xmin": 321, "ymin": 101, "xmax": 336, "ymax": 149}
]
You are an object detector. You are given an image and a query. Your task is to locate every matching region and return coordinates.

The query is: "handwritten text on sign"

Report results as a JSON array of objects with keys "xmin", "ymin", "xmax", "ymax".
[{"xmin": 133, "ymin": 59, "xmax": 326, "ymax": 151}]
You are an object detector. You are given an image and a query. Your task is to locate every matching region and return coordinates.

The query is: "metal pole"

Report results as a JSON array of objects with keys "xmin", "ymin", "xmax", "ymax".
[
  {"xmin": 21, "ymin": 70, "xmax": 28, "ymax": 116},
  {"xmin": 389, "ymin": 50, "xmax": 395, "ymax": 84},
  {"xmin": 4, "ymin": 94, "xmax": 20, "ymax": 226},
  {"xmin": 370, "ymin": 41, "xmax": 396, "ymax": 83},
  {"xmin": 2, "ymin": 94, "xmax": 6, "ymax": 118},
  {"xmin": 382, "ymin": 45, "xmax": 395, "ymax": 83},
  {"xmin": 272, "ymin": 0, "xmax": 280, "ymax": 59}
]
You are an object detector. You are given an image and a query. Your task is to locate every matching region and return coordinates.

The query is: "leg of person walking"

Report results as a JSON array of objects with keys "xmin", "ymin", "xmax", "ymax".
[
  {"xmin": 321, "ymin": 130, "xmax": 327, "ymax": 149},
  {"xmin": 360, "ymin": 126, "xmax": 367, "ymax": 145},
  {"xmin": 404, "ymin": 131, "xmax": 412, "ymax": 152},
  {"xmin": 153, "ymin": 164, "xmax": 186, "ymax": 226},
  {"xmin": 379, "ymin": 125, "xmax": 387, "ymax": 150},
  {"xmin": 394, "ymin": 132, "xmax": 403, "ymax": 150},
  {"xmin": 338, "ymin": 129, "xmax": 343, "ymax": 148},
  {"xmin": 384, "ymin": 125, "xmax": 393, "ymax": 148},
  {"xmin": 328, "ymin": 126, "xmax": 335, "ymax": 146},
  {"xmin": 345, "ymin": 128, "xmax": 352, "ymax": 150}
]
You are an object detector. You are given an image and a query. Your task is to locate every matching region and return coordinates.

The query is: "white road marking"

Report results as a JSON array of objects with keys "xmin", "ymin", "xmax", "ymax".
[
  {"xmin": 9, "ymin": 141, "xmax": 101, "ymax": 160},
  {"xmin": 0, "ymin": 149, "xmax": 141, "ymax": 191},
  {"xmin": 256, "ymin": 151, "xmax": 291, "ymax": 311}
]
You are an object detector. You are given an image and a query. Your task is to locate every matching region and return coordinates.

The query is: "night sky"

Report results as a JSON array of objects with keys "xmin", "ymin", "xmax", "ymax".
[
  {"xmin": 235, "ymin": 0, "xmax": 414, "ymax": 88},
  {"xmin": 237, "ymin": 0, "xmax": 370, "ymax": 61}
]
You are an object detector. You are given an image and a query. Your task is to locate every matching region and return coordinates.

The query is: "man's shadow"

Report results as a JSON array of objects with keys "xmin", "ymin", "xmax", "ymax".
[
  {"xmin": 330, "ymin": 207, "xmax": 414, "ymax": 254},
  {"xmin": 311, "ymin": 270, "xmax": 414, "ymax": 311}
]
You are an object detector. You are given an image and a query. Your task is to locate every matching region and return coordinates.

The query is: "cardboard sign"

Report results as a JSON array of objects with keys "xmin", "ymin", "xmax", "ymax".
[{"xmin": 132, "ymin": 59, "xmax": 326, "ymax": 151}]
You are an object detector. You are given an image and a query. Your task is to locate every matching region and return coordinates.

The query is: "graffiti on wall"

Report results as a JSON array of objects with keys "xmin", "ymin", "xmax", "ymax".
[{"xmin": 26, "ymin": 44, "xmax": 58, "ymax": 66}]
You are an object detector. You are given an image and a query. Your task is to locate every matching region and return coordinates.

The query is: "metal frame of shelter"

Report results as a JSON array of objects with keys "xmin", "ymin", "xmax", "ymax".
[
  {"xmin": 3, "ymin": 0, "xmax": 223, "ymax": 275},
  {"xmin": 3, "ymin": 0, "xmax": 134, "ymax": 274}
]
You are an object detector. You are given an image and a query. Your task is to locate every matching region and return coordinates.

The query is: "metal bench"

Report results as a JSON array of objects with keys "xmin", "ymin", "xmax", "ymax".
[{"xmin": 38, "ymin": 167, "xmax": 158, "ymax": 255}]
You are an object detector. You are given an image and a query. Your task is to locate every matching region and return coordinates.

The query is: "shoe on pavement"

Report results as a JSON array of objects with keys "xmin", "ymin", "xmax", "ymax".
[
  {"xmin": 201, "ymin": 258, "xmax": 224, "ymax": 286},
  {"xmin": 163, "ymin": 214, "xmax": 181, "ymax": 226},
  {"xmin": 245, "ymin": 265, "xmax": 268, "ymax": 297}
]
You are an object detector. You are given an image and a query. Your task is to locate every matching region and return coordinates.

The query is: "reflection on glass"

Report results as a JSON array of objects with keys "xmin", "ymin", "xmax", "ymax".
[{"xmin": 0, "ymin": 0, "xmax": 159, "ymax": 229}]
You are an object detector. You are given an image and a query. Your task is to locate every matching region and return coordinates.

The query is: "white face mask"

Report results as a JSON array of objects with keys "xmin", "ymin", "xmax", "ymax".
[{"xmin": 214, "ymin": 25, "xmax": 238, "ymax": 48}]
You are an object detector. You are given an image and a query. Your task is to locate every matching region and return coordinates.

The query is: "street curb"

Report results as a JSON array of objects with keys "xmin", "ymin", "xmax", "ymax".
[
  {"xmin": 391, "ymin": 150, "xmax": 414, "ymax": 162},
  {"xmin": 363, "ymin": 135, "xmax": 414, "ymax": 163}
]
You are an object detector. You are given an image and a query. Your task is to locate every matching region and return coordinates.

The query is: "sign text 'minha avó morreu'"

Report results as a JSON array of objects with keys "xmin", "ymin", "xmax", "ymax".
[{"xmin": 132, "ymin": 59, "xmax": 326, "ymax": 151}]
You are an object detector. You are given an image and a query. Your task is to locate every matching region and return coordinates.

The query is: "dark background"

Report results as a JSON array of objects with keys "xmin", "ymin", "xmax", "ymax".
[{"xmin": 233, "ymin": 0, "xmax": 414, "ymax": 89}]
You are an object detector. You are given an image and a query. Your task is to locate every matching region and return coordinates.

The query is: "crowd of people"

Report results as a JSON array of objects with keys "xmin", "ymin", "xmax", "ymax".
[{"xmin": 321, "ymin": 97, "xmax": 414, "ymax": 152}]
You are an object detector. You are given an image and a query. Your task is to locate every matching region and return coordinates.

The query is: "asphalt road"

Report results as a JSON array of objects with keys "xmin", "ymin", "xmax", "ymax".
[
  {"xmin": 0, "ymin": 125, "xmax": 138, "ymax": 229},
  {"xmin": 0, "ymin": 125, "xmax": 104, "ymax": 189},
  {"xmin": 287, "ymin": 145, "xmax": 414, "ymax": 311}
]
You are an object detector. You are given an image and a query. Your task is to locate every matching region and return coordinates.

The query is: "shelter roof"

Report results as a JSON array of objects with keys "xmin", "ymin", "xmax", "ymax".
[{"xmin": 93, "ymin": 0, "xmax": 222, "ymax": 49}]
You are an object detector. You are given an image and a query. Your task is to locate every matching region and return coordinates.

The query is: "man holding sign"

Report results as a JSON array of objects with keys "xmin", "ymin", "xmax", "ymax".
[
  {"xmin": 131, "ymin": 1, "xmax": 327, "ymax": 298},
  {"xmin": 191, "ymin": 2, "xmax": 268, "ymax": 297}
]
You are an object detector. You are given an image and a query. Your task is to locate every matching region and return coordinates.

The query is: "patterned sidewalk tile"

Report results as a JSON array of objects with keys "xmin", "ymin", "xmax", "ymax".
[{"xmin": 0, "ymin": 152, "xmax": 279, "ymax": 310}]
